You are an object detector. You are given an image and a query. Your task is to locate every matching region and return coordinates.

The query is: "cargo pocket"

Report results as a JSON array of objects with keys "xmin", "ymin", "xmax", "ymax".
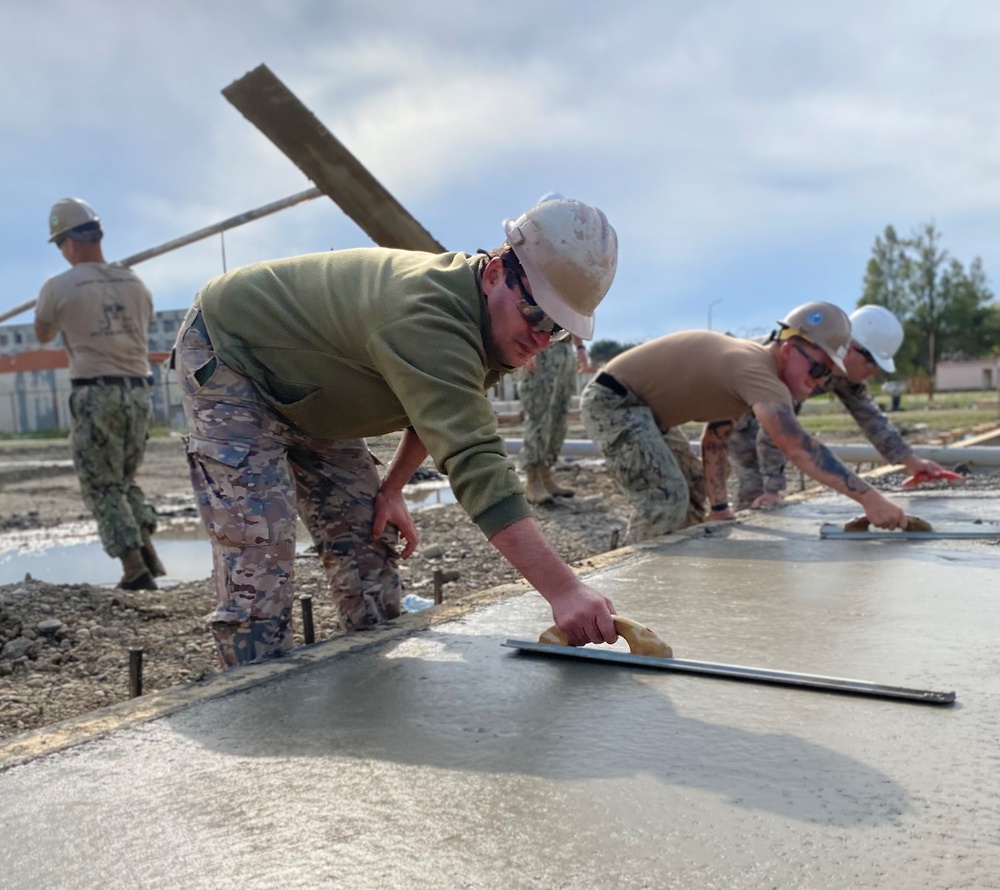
[{"xmin": 185, "ymin": 436, "xmax": 259, "ymax": 547}]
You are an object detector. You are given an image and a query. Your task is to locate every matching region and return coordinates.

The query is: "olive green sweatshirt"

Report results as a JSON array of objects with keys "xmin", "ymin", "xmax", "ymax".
[{"xmin": 198, "ymin": 248, "xmax": 529, "ymax": 538}]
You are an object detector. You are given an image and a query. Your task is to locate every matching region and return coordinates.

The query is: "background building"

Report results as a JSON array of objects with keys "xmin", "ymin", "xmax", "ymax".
[{"xmin": 0, "ymin": 309, "xmax": 188, "ymax": 435}]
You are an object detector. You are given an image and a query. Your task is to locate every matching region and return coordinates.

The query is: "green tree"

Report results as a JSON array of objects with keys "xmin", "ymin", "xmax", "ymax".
[
  {"xmin": 860, "ymin": 225, "xmax": 911, "ymax": 317},
  {"xmin": 588, "ymin": 339, "xmax": 638, "ymax": 365},
  {"xmin": 859, "ymin": 223, "xmax": 996, "ymax": 390}
]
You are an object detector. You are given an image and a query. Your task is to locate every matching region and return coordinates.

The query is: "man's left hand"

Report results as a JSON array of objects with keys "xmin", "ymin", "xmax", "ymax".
[{"xmin": 373, "ymin": 487, "xmax": 419, "ymax": 558}]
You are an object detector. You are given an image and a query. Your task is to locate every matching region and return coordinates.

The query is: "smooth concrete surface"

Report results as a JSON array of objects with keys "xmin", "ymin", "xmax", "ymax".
[{"xmin": 2, "ymin": 490, "xmax": 999, "ymax": 889}]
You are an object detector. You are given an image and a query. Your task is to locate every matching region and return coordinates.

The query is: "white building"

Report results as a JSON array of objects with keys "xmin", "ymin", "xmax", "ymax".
[
  {"xmin": 0, "ymin": 310, "xmax": 188, "ymax": 435},
  {"xmin": 935, "ymin": 358, "xmax": 1000, "ymax": 392}
]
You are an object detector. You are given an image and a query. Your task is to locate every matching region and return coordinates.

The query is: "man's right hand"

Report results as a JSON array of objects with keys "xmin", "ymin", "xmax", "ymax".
[
  {"xmin": 549, "ymin": 582, "xmax": 617, "ymax": 646},
  {"xmin": 750, "ymin": 492, "xmax": 782, "ymax": 509},
  {"xmin": 859, "ymin": 490, "xmax": 907, "ymax": 530}
]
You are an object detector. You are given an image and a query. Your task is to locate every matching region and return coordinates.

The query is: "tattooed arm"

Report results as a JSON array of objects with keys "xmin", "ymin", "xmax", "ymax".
[
  {"xmin": 753, "ymin": 401, "xmax": 907, "ymax": 529},
  {"xmin": 701, "ymin": 421, "xmax": 736, "ymax": 520}
]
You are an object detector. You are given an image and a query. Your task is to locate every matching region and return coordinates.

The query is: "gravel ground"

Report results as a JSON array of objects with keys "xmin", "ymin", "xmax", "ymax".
[
  {"xmin": 0, "ymin": 425, "xmax": 992, "ymax": 742},
  {"xmin": 0, "ymin": 434, "xmax": 635, "ymax": 741}
]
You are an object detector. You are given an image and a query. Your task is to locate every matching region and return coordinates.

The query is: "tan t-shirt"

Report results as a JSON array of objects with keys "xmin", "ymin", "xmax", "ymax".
[
  {"xmin": 603, "ymin": 331, "xmax": 794, "ymax": 430},
  {"xmin": 35, "ymin": 263, "xmax": 153, "ymax": 379}
]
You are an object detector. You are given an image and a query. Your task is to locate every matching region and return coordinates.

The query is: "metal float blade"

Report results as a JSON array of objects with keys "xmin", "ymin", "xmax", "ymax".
[
  {"xmin": 502, "ymin": 640, "xmax": 956, "ymax": 705},
  {"xmin": 820, "ymin": 523, "xmax": 1000, "ymax": 541}
]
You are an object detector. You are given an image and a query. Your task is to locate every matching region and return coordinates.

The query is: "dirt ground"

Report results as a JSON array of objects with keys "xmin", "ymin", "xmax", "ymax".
[{"xmin": 0, "ymin": 430, "xmax": 636, "ymax": 741}]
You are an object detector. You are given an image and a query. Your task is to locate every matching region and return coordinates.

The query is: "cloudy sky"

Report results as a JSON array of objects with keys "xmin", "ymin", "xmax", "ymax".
[{"xmin": 3, "ymin": 0, "xmax": 999, "ymax": 344}]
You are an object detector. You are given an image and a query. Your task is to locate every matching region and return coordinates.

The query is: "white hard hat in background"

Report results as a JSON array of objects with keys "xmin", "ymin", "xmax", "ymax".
[
  {"xmin": 777, "ymin": 301, "xmax": 852, "ymax": 373},
  {"xmin": 48, "ymin": 198, "xmax": 100, "ymax": 242},
  {"xmin": 849, "ymin": 305, "xmax": 904, "ymax": 373},
  {"xmin": 502, "ymin": 198, "xmax": 618, "ymax": 340}
]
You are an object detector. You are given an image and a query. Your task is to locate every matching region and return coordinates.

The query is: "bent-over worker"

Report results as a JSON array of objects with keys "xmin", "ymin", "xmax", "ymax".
[
  {"xmin": 174, "ymin": 198, "xmax": 620, "ymax": 668},
  {"xmin": 580, "ymin": 302, "xmax": 909, "ymax": 543},
  {"xmin": 730, "ymin": 304, "xmax": 949, "ymax": 509}
]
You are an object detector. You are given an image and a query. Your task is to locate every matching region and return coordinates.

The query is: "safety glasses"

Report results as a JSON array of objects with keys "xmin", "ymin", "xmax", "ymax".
[
  {"xmin": 855, "ymin": 344, "xmax": 878, "ymax": 368},
  {"xmin": 790, "ymin": 341, "xmax": 834, "ymax": 382},
  {"xmin": 511, "ymin": 275, "xmax": 566, "ymax": 336},
  {"xmin": 53, "ymin": 233, "xmax": 70, "ymax": 249}
]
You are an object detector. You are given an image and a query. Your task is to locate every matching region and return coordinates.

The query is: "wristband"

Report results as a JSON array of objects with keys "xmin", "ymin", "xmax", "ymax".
[
  {"xmin": 711, "ymin": 501, "xmax": 729, "ymax": 512},
  {"xmin": 576, "ymin": 345, "xmax": 586, "ymax": 350}
]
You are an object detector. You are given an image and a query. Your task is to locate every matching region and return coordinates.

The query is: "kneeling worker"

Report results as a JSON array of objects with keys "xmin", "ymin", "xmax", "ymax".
[{"xmin": 581, "ymin": 302, "xmax": 909, "ymax": 543}]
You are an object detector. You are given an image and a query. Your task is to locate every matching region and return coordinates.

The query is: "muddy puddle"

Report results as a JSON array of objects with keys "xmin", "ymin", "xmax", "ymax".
[{"xmin": 0, "ymin": 480, "xmax": 457, "ymax": 588}]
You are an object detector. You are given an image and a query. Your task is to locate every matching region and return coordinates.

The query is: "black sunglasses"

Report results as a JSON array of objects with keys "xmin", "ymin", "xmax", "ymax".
[
  {"xmin": 511, "ymin": 275, "xmax": 565, "ymax": 336},
  {"xmin": 790, "ymin": 342, "xmax": 834, "ymax": 381},
  {"xmin": 53, "ymin": 233, "xmax": 70, "ymax": 249},
  {"xmin": 855, "ymin": 344, "xmax": 878, "ymax": 367}
]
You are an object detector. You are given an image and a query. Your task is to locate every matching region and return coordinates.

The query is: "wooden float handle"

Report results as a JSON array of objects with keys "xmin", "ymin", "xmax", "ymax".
[{"xmin": 539, "ymin": 615, "xmax": 673, "ymax": 657}]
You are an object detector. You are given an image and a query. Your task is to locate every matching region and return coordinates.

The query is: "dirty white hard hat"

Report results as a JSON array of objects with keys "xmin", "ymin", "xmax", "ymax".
[
  {"xmin": 48, "ymin": 198, "xmax": 100, "ymax": 242},
  {"xmin": 502, "ymin": 198, "xmax": 618, "ymax": 340},
  {"xmin": 777, "ymin": 301, "xmax": 851, "ymax": 373},
  {"xmin": 849, "ymin": 304, "xmax": 904, "ymax": 373}
]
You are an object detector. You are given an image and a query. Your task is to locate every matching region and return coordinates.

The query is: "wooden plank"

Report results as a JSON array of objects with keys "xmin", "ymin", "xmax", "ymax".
[{"xmin": 222, "ymin": 64, "xmax": 446, "ymax": 252}]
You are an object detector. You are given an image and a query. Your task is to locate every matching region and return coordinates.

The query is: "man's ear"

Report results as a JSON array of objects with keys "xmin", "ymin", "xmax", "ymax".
[
  {"xmin": 481, "ymin": 256, "xmax": 504, "ymax": 290},
  {"xmin": 774, "ymin": 340, "xmax": 792, "ymax": 375}
]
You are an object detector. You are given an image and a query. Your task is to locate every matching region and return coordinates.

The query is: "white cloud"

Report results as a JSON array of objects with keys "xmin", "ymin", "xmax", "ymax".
[{"xmin": 3, "ymin": 0, "xmax": 1000, "ymax": 344}]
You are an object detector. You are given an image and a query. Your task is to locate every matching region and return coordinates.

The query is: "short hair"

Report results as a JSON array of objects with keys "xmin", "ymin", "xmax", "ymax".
[
  {"xmin": 481, "ymin": 244, "xmax": 525, "ymax": 288},
  {"xmin": 67, "ymin": 221, "xmax": 103, "ymax": 243}
]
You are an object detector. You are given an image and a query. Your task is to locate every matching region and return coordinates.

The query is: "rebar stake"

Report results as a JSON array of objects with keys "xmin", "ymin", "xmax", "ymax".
[
  {"xmin": 610, "ymin": 529, "xmax": 620, "ymax": 551},
  {"xmin": 129, "ymin": 648, "xmax": 143, "ymax": 698},
  {"xmin": 433, "ymin": 569, "xmax": 460, "ymax": 604},
  {"xmin": 300, "ymin": 594, "xmax": 316, "ymax": 644}
]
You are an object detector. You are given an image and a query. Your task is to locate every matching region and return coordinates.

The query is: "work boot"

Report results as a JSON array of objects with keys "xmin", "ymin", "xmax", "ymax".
[
  {"xmin": 540, "ymin": 464, "xmax": 574, "ymax": 498},
  {"xmin": 118, "ymin": 547, "xmax": 158, "ymax": 591},
  {"xmin": 140, "ymin": 529, "xmax": 166, "ymax": 577},
  {"xmin": 524, "ymin": 465, "xmax": 554, "ymax": 505}
]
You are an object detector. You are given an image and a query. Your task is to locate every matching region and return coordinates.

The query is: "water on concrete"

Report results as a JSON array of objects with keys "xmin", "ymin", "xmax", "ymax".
[{"xmin": 0, "ymin": 490, "xmax": 998, "ymax": 889}]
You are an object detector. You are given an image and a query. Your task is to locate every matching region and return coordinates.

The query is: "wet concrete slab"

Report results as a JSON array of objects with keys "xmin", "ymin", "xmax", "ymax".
[{"xmin": 1, "ymin": 489, "xmax": 998, "ymax": 889}]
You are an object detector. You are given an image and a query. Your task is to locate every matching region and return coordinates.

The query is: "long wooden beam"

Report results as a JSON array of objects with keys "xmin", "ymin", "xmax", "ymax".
[
  {"xmin": 222, "ymin": 64, "xmax": 446, "ymax": 253},
  {"xmin": 0, "ymin": 187, "xmax": 326, "ymax": 325}
]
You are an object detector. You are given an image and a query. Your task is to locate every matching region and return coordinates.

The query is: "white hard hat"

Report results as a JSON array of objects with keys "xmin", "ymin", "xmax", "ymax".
[
  {"xmin": 777, "ymin": 302, "xmax": 851, "ymax": 373},
  {"xmin": 502, "ymin": 198, "xmax": 618, "ymax": 340},
  {"xmin": 849, "ymin": 305, "xmax": 903, "ymax": 373},
  {"xmin": 48, "ymin": 198, "xmax": 100, "ymax": 242}
]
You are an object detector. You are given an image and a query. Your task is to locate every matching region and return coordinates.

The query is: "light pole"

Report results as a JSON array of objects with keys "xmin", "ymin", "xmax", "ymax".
[{"xmin": 707, "ymin": 299, "xmax": 723, "ymax": 331}]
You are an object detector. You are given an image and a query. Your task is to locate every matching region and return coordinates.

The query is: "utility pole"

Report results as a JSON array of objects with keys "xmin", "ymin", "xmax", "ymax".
[{"xmin": 707, "ymin": 299, "xmax": 723, "ymax": 331}]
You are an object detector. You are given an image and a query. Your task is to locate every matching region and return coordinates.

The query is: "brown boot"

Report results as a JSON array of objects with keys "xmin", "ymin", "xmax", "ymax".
[
  {"xmin": 118, "ymin": 547, "xmax": 158, "ymax": 591},
  {"xmin": 524, "ymin": 465, "xmax": 554, "ymax": 505},
  {"xmin": 140, "ymin": 529, "xmax": 166, "ymax": 577},
  {"xmin": 540, "ymin": 464, "xmax": 574, "ymax": 498}
]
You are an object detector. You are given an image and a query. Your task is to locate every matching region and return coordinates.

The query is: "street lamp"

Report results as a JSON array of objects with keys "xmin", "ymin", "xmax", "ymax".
[{"xmin": 707, "ymin": 299, "xmax": 723, "ymax": 331}]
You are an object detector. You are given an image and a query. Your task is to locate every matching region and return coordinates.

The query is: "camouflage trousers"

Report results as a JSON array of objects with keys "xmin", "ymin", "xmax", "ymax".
[
  {"xmin": 175, "ymin": 307, "xmax": 401, "ymax": 669},
  {"xmin": 728, "ymin": 413, "xmax": 788, "ymax": 509},
  {"xmin": 516, "ymin": 340, "xmax": 576, "ymax": 470},
  {"xmin": 69, "ymin": 382, "xmax": 156, "ymax": 558},
  {"xmin": 580, "ymin": 377, "xmax": 706, "ymax": 544}
]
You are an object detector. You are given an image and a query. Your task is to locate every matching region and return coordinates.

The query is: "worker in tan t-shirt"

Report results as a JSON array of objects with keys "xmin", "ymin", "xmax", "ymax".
[
  {"xmin": 34, "ymin": 198, "xmax": 163, "ymax": 590},
  {"xmin": 580, "ymin": 302, "xmax": 908, "ymax": 543}
]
